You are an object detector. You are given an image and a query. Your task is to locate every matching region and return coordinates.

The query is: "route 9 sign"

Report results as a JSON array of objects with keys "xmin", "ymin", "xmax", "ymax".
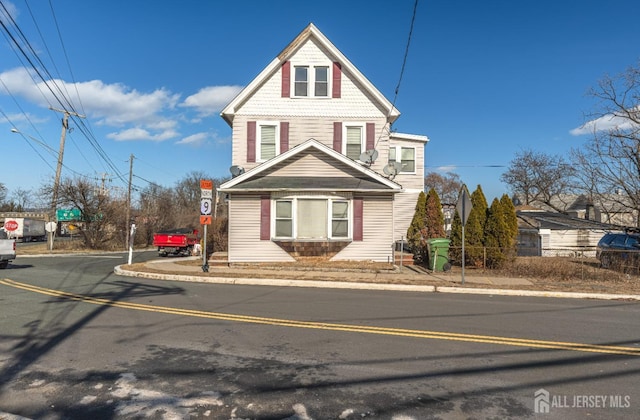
[
  {"xmin": 200, "ymin": 179, "xmax": 213, "ymax": 225},
  {"xmin": 200, "ymin": 198, "xmax": 212, "ymax": 215}
]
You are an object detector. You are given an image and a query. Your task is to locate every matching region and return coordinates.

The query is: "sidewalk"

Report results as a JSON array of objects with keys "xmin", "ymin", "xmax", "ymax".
[{"xmin": 114, "ymin": 258, "xmax": 640, "ymax": 301}]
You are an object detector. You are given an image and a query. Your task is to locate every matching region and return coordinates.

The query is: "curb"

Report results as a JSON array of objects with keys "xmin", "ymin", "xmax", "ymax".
[{"xmin": 113, "ymin": 266, "xmax": 640, "ymax": 301}]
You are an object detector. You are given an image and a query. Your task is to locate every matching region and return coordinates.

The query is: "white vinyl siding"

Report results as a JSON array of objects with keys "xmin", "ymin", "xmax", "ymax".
[
  {"xmin": 332, "ymin": 195, "xmax": 394, "ymax": 262},
  {"xmin": 544, "ymin": 229, "xmax": 607, "ymax": 258},
  {"xmin": 394, "ymin": 190, "xmax": 421, "ymax": 242},
  {"xmin": 227, "ymin": 194, "xmax": 295, "ymax": 262}
]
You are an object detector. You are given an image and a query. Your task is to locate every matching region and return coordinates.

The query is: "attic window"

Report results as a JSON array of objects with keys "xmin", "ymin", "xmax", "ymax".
[{"xmin": 293, "ymin": 65, "xmax": 329, "ymax": 97}]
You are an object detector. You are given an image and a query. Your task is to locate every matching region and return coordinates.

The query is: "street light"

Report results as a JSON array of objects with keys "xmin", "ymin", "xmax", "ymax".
[
  {"xmin": 10, "ymin": 128, "xmax": 58, "ymax": 155},
  {"xmin": 11, "ymin": 128, "xmax": 61, "ymax": 251}
]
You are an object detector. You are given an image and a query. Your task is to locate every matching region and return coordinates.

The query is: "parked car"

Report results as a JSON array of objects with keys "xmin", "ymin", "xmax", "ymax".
[{"xmin": 596, "ymin": 230, "xmax": 640, "ymax": 270}]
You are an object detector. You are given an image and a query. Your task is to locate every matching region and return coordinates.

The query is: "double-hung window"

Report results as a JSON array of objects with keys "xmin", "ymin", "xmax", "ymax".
[
  {"xmin": 275, "ymin": 200, "xmax": 293, "ymax": 237},
  {"xmin": 257, "ymin": 122, "xmax": 279, "ymax": 161},
  {"xmin": 389, "ymin": 146, "xmax": 416, "ymax": 173},
  {"xmin": 344, "ymin": 124, "xmax": 364, "ymax": 161},
  {"xmin": 331, "ymin": 201, "xmax": 349, "ymax": 237},
  {"xmin": 293, "ymin": 65, "xmax": 329, "ymax": 97},
  {"xmin": 314, "ymin": 67, "xmax": 328, "ymax": 96},
  {"xmin": 273, "ymin": 198, "xmax": 350, "ymax": 239}
]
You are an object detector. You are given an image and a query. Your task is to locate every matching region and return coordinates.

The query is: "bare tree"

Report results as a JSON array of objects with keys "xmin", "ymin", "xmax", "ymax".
[
  {"xmin": 424, "ymin": 171, "xmax": 462, "ymax": 204},
  {"xmin": 500, "ymin": 149, "xmax": 575, "ymax": 212},
  {"xmin": 56, "ymin": 176, "xmax": 125, "ymax": 249},
  {"xmin": 10, "ymin": 188, "xmax": 33, "ymax": 210},
  {"xmin": 137, "ymin": 183, "xmax": 177, "ymax": 245},
  {"xmin": 571, "ymin": 62, "xmax": 640, "ymax": 226}
]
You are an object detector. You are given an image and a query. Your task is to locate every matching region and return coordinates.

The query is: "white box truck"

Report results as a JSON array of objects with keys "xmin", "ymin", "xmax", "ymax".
[
  {"xmin": 3, "ymin": 217, "xmax": 47, "ymax": 242},
  {"xmin": 0, "ymin": 229, "xmax": 16, "ymax": 268}
]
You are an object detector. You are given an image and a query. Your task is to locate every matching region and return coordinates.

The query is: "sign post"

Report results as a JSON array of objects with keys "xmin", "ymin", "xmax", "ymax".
[
  {"xmin": 127, "ymin": 223, "xmax": 136, "ymax": 265},
  {"xmin": 200, "ymin": 179, "xmax": 213, "ymax": 272},
  {"xmin": 456, "ymin": 185, "xmax": 473, "ymax": 285},
  {"xmin": 45, "ymin": 221, "xmax": 57, "ymax": 252}
]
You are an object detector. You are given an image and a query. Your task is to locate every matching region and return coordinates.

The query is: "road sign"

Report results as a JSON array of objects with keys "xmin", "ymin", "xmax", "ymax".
[
  {"xmin": 4, "ymin": 220, "xmax": 18, "ymax": 231},
  {"xmin": 200, "ymin": 198, "xmax": 212, "ymax": 215},
  {"xmin": 45, "ymin": 221, "xmax": 57, "ymax": 233},
  {"xmin": 200, "ymin": 215, "xmax": 212, "ymax": 225},
  {"xmin": 57, "ymin": 208, "xmax": 81, "ymax": 221},
  {"xmin": 201, "ymin": 189, "xmax": 213, "ymax": 198},
  {"xmin": 200, "ymin": 179, "xmax": 213, "ymax": 190},
  {"xmin": 456, "ymin": 185, "xmax": 472, "ymax": 226}
]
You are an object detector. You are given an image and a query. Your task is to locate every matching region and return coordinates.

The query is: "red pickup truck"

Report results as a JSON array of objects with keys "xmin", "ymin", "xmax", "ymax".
[{"xmin": 152, "ymin": 228, "xmax": 199, "ymax": 257}]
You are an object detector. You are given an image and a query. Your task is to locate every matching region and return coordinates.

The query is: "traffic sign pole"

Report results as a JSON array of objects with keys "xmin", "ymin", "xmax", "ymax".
[
  {"xmin": 456, "ymin": 185, "xmax": 473, "ymax": 285},
  {"xmin": 200, "ymin": 180, "xmax": 213, "ymax": 272}
]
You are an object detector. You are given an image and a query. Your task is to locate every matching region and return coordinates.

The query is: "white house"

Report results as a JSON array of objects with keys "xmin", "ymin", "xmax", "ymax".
[{"xmin": 219, "ymin": 23, "xmax": 428, "ymax": 263}]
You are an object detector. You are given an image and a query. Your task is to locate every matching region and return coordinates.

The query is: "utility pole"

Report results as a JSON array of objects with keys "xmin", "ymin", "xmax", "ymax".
[
  {"xmin": 125, "ymin": 154, "xmax": 134, "ymax": 249},
  {"xmin": 49, "ymin": 107, "xmax": 85, "ymax": 251}
]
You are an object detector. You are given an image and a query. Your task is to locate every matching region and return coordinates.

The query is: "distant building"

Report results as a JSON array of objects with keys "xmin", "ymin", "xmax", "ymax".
[{"xmin": 516, "ymin": 207, "xmax": 620, "ymax": 257}]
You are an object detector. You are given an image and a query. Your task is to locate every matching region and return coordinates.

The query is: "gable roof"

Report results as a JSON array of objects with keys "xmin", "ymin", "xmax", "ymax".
[
  {"xmin": 219, "ymin": 138, "xmax": 402, "ymax": 192},
  {"xmin": 517, "ymin": 210, "xmax": 619, "ymax": 231},
  {"xmin": 220, "ymin": 23, "xmax": 400, "ymax": 126}
]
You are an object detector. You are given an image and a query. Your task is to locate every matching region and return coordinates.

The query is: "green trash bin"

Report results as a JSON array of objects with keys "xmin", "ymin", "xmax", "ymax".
[{"xmin": 426, "ymin": 238, "xmax": 451, "ymax": 272}]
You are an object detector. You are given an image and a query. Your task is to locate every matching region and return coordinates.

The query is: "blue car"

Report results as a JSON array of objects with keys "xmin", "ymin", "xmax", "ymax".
[{"xmin": 596, "ymin": 230, "xmax": 640, "ymax": 270}]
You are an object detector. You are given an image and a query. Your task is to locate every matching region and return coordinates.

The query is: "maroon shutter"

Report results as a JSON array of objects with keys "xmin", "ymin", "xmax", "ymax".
[
  {"xmin": 280, "ymin": 121, "xmax": 289, "ymax": 153},
  {"xmin": 247, "ymin": 121, "xmax": 256, "ymax": 163},
  {"xmin": 366, "ymin": 123, "xmax": 375, "ymax": 151},
  {"xmin": 333, "ymin": 122, "xmax": 342, "ymax": 152},
  {"xmin": 353, "ymin": 198, "xmax": 363, "ymax": 241},
  {"xmin": 332, "ymin": 62, "xmax": 341, "ymax": 98},
  {"xmin": 260, "ymin": 197, "xmax": 270, "ymax": 240},
  {"xmin": 281, "ymin": 61, "xmax": 290, "ymax": 98}
]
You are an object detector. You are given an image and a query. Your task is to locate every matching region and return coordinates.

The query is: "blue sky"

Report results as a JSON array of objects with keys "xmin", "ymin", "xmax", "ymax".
[{"xmin": 1, "ymin": 0, "xmax": 638, "ymax": 205}]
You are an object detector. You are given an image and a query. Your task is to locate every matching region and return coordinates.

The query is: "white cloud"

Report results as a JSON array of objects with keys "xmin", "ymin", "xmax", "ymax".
[
  {"xmin": 2, "ymin": 111, "xmax": 48, "ymax": 125},
  {"xmin": 571, "ymin": 111, "xmax": 639, "ymax": 136},
  {"xmin": 175, "ymin": 132, "xmax": 208, "ymax": 146},
  {"xmin": 0, "ymin": 67, "xmax": 180, "ymax": 126},
  {"xmin": 0, "ymin": 67, "xmax": 185, "ymax": 142},
  {"xmin": 181, "ymin": 85, "xmax": 243, "ymax": 116},
  {"xmin": 0, "ymin": 1, "xmax": 18, "ymax": 22},
  {"xmin": 107, "ymin": 127, "xmax": 178, "ymax": 142},
  {"xmin": 435, "ymin": 165, "xmax": 458, "ymax": 172}
]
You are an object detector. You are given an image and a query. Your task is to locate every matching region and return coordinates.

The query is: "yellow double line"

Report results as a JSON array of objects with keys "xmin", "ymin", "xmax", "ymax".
[{"xmin": 2, "ymin": 278, "xmax": 639, "ymax": 356}]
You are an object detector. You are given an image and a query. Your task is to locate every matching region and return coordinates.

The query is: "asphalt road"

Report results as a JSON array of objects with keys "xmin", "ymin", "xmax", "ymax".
[{"xmin": 0, "ymin": 251, "xmax": 639, "ymax": 419}]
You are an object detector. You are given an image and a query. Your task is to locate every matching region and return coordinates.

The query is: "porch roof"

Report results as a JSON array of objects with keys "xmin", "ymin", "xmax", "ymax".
[{"xmin": 222, "ymin": 176, "xmax": 398, "ymax": 193}]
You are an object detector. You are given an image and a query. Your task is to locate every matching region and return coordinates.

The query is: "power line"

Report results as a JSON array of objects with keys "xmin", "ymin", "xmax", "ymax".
[
  {"xmin": 375, "ymin": 0, "xmax": 420, "ymax": 149},
  {"xmin": 0, "ymin": 1, "xmax": 128, "ymax": 188}
]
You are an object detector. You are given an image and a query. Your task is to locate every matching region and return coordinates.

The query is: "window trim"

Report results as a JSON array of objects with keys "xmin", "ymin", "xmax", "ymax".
[
  {"xmin": 272, "ymin": 197, "xmax": 352, "ymax": 240},
  {"xmin": 274, "ymin": 199, "xmax": 293, "ymax": 238},
  {"xmin": 256, "ymin": 121, "xmax": 280, "ymax": 162},
  {"xmin": 388, "ymin": 146, "xmax": 417, "ymax": 174},
  {"xmin": 343, "ymin": 122, "xmax": 366, "ymax": 161},
  {"xmin": 291, "ymin": 64, "xmax": 332, "ymax": 98}
]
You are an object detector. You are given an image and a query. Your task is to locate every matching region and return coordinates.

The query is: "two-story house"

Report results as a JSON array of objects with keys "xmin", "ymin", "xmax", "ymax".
[{"xmin": 219, "ymin": 23, "xmax": 428, "ymax": 263}]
